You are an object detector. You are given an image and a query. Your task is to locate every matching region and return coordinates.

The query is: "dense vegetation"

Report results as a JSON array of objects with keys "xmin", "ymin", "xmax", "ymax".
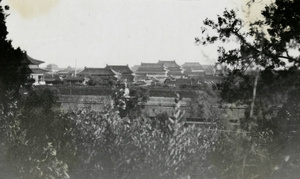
[
  {"xmin": 197, "ymin": 0, "xmax": 300, "ymax": 178},
  {"xmin": 1, "ymin": 0, "xmax": 300, "ymax": 178},
  {"xmin": 0, "ymin": 88, "xmax": 220, "ymax": 178}
]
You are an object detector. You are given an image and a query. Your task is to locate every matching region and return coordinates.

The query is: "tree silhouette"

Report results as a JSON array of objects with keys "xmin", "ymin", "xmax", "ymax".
[
  {"xmin": 0, "ymin": 1, "xmax": 30, "ymax": 104},
  {"xmin": 198, "ymin": 1, "xmax": 300, "ymax": 177},
  {"xmin": 197, "ymin": 0, "xmax": 300, "ymax": 116}
]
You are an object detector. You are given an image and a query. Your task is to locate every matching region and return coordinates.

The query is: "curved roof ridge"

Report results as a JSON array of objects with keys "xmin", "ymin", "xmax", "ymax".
[{"xmin": 26, "ymin": 53, "xmax": 44, "ymax": 65}]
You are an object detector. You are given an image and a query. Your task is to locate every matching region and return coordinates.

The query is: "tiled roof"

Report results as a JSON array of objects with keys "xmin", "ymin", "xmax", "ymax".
[
  {"xmin": 140, "ymin": 63, "xmax": 165, "ymax": 68},
  {"xmin": 182, "ymin": 62, "xmax": 202, "ymax": 67},
  {"xmin": 78, "ymin": 68, "xmax": 118, "ymax": 76},
  {"xmin": 183, "ymin": 67, "xmax": 204, "ymax": 72},
  {"xmin": 105, "ymin": 65, "xmax": 133, "ymax": 74},
  {"xmin": 136, "ymin": 67, "xmax": 167, "ymax": 72},
  {"xmin": 26, "ymin": 53, "xmax": 45, "ymax": 65},
  {"xmin": 30, "ymin": 68, "xmax": 48, "ymax": 74},
  {"xmin": 130, "ymin": 65, "xmax": 140, "ymax": 72},
  {"xmin": 158, "ymin": 60, "xmax": 180, "ymax": 68},
  {"xmin": 137, "ymin": 63, "xmax": 167, "ymax": 72},
  {"xmin": 182, "ymin": 62, "xmax": 204, "ymax": 71}
]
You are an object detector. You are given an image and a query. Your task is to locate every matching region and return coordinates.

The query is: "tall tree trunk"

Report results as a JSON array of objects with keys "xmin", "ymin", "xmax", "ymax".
[
  {"xmin": 249, "ymin": 36, "xmax": 264, "ymax": 121},
  {"xmin": 249, "ymin": 69, "xmax": 259, "ymax": 119}
]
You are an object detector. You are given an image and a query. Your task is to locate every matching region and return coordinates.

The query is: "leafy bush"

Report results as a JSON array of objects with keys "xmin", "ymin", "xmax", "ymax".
[
  {"xmin": 0, "ymin": 90, "xmax": 76, "ymax": 179},
  {"xmin": 210, "ymin": 129, "xmax": 276, "ymax": 179},
  {"xmin": 68, "ymin": 103, "xmax": 218, "ymax": 178},
  {"xmin": 1, "ymin": 87, "xmax": 220, "ymax": 178}
]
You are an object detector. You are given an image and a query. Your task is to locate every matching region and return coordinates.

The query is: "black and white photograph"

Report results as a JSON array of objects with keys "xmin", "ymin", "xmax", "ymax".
[{"xmin": 1, "ymin": 0, "xmax": 300, "ymax": 178}]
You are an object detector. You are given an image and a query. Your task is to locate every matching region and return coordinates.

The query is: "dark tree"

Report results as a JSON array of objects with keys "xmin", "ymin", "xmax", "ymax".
[
  {"xmin": 0, "ymin": 1, "xmax": 30, "ymax": 103},
  {"xmin": 113, "ymin": 80, "xmax": 150, "ymax": 118},
  {"xmin": 197, "ymin": 0, "xmax": 300, "ymax": 71},
  {"xmin": 262, "ymin": 0, "xmax": 300, "ymax": 66},
  {"xmin": 197, "ymin": 0, "xmax": 300, "ymax": 116},
  {"xmin": 198, "ymin": 1, "xmax": 300, "ymax": 178}
]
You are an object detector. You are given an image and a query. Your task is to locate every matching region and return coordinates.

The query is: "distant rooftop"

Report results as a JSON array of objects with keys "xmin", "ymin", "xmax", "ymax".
[
  {"xmin": 79, "ymin": 67, "xmax": 119, "ymax": 76},
  {"xmin": 30, "ymin": 68, "xmax": 48, "ymax": 74},
  {"xmin": 182, "ymin": 62, "xmax": 204, "ymax": 71},
  {"xmin": 158, "ymin": 60, "xmax": 180, "ymax": 68},
  {"xmin": 136, "ymin": 63, "xmax": 167, "ymax": 73},
  {"xmin": 26, "ymin": 53, "xmax": 44, "ymax": 65},
  {"xmin": 130, "ymin": 65, "xmax": 140, "ymax": 72},
  {"xmin": 140, "ymin": 63, "xmax": 165, "ymax": 68},
  {"xmin": 105, "ymin": 65, "xmax": 133, "ymax": 74}
]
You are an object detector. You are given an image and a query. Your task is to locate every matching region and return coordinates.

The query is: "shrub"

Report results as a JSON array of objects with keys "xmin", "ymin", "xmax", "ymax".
[
  {"xmin": 68, "ymin": 103, "xmax": 218, "ymax": 178},
  {"xmin": 0, "ymin": 91, "xmax": 76, "ymax": 179}
]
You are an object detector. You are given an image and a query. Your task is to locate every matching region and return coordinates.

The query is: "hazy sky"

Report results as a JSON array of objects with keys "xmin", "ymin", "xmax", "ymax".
[{"xmin": 4, "ymin": 0, "xmax": 247, "ymax": 68}]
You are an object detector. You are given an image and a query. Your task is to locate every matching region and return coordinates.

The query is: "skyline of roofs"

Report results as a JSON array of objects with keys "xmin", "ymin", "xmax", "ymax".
[
  {"xmin": 42, "ymin": 60, "xmax": 215, "ymax": 71},
  {"xmin": 24, "ymin": 52, "xmax": 218, "ymax": 77},
  {"xmin": 23, "ymin": 52, "xmax": 224, "ymax": 86}
]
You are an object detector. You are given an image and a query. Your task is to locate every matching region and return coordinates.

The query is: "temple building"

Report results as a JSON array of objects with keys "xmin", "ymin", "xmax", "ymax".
[
  {"xmin": 45, "ymin": 63, "xmax": 59, "ymax": 73},
  {"xmin": 78, "ymin": 67, "xmax": 120, "ymax": 77},
  {"xmin": 105, "ymin": 65, "xmax": 135, "ymax": 83},
  {"xmin": 182, "ymin": 62, "xmax": 205, "ymax": 77},
  {"xmin": 78, "ymin": 67, "xmax": 120, "ymax": 86},
  {"xmin": 25, "ymin": 53, "xmax": 47, "ymax": 85},
  {"xmin": 158, "ymin": 60, "xmax": 183, "ymax": 78},
  {"xmin": 135, "ymin": 63, "xmax": 168, "ymax": 81}
]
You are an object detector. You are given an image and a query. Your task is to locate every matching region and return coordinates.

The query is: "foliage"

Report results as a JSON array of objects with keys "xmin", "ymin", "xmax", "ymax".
[
  {"xmin": 211, "ymin": 129, "xmax": 277, "ymax": 179},
  {"xmin": 126, "ymin": 86, "xmax": 150, "ymax": 117},
  {"xmin": 0, "ymin": 90, "xmax": 76, "ymax": 179},
  {"xmin": 22, "ymin": 88, "xmax": 58, "ymax": 113},
  {"xmin": 211, "ymin": 86, "xmax": 300, "ymax": 179},
  {"xmin": 86, "ymin": 76, "xmax": 103, "ymax": 86},
  {"xmin": 217, "ymin": 69, "xmax": 300, "ymax": 131},
  {"xmin": 1, "ymin": 84, "xmax": 219, "ymax": 179},
  {"xmin": 197, "ymin": 0, "xmax": 300, "ymax": 71},
  {"xmin": 217, "ymin": 70, "xmax": 253, "ymax": 103},
  {"xmin": 197, "ymin": 0, "xmax": 300, "ymax": 119},
  {"xmin": 113, "ymin": 80, "xmax": 150, "ymax": 118},
  {"xmin": 154, "ymin": 112, "xmax": 171, "ymax": 133},
  {"xmin": 267, "ymin": 87, "xmax": 300, "ymax": 178},
  {"xmin": 68, "ymin": 100, "xmax": 218, "ymax": 179},
  {"xmin": 0, "ymin": 1, "xmax": 30, "ymax": 102},
  {"xmin": 87, "ymin": 76, "xmax": 117, "ymax": 87},
  {"xmin": 197, "ymin": 0, "xmax": 300, "ymax": 102},
  {"xmin": 188, "ymin": 90, "xmax": 220, "ymax": 120},
  {"xmin": 262, "ymin": 0, "xmax": 300, "ymax": 66},
  {"xmin": 197, "ymin": 1, "xmax": 300, "ymax": 178}
]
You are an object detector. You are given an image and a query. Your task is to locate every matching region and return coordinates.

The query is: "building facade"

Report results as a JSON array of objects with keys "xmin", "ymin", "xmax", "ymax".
[
  {"xmin": 182, "ymin": 62, "xmax": 205, "ymax": 77},
  {"xmin": 105, "ymin": 65, "xmax": 135, "ymax": 83},
  {"xmin": 25, "ymin": 53, "xmax": 47, "ymax": 85},
  {"xmin": 78, "ymin": 67, "xmax": 120, "ymax": 86},
  {"xmin": 135, "ymin": 63, "xmax": 168, "ymax": 81},
  {"xmin": 158, "ymin": 60, "xmax": 183, "ymax": 78}
]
